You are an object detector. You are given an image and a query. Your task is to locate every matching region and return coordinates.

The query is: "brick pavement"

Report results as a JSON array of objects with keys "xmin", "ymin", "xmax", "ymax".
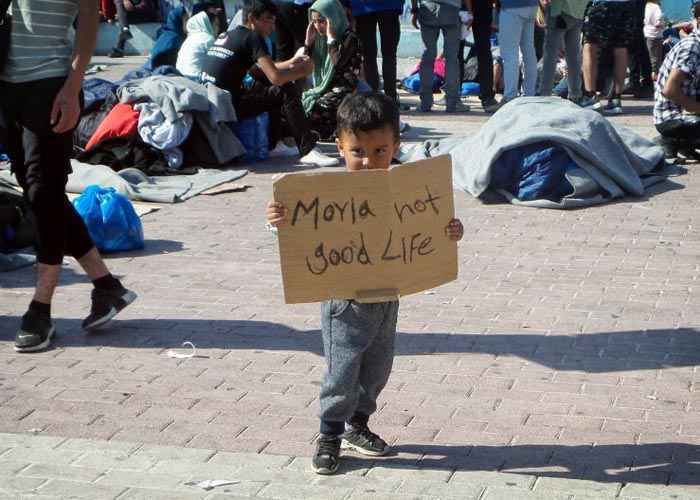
[{"xmin": 1, "ymin": 56, "xmax": 699, "ymax": 498}]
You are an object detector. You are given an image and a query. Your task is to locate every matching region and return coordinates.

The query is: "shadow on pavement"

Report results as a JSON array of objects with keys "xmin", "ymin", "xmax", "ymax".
[
  {"xmin": 340, "ymin": 442, "xmax": 699, "ymax": 485},
  {"xmin": 0, "ymin": 316, "xmax": 698, "ymax": 373}
]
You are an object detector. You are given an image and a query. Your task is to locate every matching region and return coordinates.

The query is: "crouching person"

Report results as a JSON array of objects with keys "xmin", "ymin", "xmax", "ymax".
[
  {"xmin": 654, "ymin": 3, "xmax": 700, "ymax": 161},
  {"xmin": 266, "ymin": 92, "xmax": 465, "ymax": 474}
]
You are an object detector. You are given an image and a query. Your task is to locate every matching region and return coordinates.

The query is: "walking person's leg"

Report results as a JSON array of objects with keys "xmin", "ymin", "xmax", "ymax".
[
  {"xmin": 418, "ymin": 20, "xmax": 439, "ymax": 111},
  {"xmin": 5, "ymin": 78, "xmax": 136, "ymax": 351},
  {"xmin": 499, "ymin": 7, "xmax": 524, "ymax": 101},
  {"xmin": 539, "ymin": 18, "xmax": 564, "ymax": 97},
  {"xmin": 377, "ymin": 11, "xmax": 401, "ymax": 102},
  {"xmin": 520, "ymin": 7, "xmax": 538, "ymax": 96},
  {"xmin": 612, "ymin": 47, "xmax": 629, "ymax": 96},
  {"xmin": 472, "ymin": 0, "xmax": 496, "ymax": 108},
  {"xmin": 355, "ymin": 13, "xmax": 380, "ymax": 91},
  {"xmin": 442, "ymin": 21, "xmax": 464, "ymax": 112},
  {"xmin": 563, "ymin": 17, "xmax": 583, "ymax": 102},
  {"xmin": 110, "ymin": 0, "xmax": 133, "ymax": 57}
]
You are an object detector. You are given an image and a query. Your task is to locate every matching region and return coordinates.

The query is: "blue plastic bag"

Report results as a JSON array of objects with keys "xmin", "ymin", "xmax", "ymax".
[
  {"xmin": 460, "ymin": 82, "xmax": 480, "ymax": 96},
  {"xmin": 73, "ymin": 185, "xmax": 144, "ymax": 253},
  {"xmin": 401, "ymin": 73, "xmax": 442, "ymax": 94},
  {"xmin": 232, "ymin": 113, "xmax": 269, "ymax": 162}
]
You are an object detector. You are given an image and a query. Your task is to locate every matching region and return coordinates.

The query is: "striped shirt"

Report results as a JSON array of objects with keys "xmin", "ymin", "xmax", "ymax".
[{"xmin": 0, "ymin": 0, "xmax": 79, "ymax": 83}]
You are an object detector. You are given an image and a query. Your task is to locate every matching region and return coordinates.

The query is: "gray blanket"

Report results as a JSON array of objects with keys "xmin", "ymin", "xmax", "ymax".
[
  {"xmin": 0, "ymin": 161, "xmax": 249, "ymax": 204},
  {"xmin": 118, "ymin": 75, "xmax": 245, "ymax": 165},
  {"xmin": 399, "ymin": 97, "xmax": 668, "ymax": 208}
]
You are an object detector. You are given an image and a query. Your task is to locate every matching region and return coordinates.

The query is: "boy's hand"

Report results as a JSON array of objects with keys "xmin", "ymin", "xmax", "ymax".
[
  {"xmin": 445, "ymin": 218, "xmax": 464, "ymax": 241},
  {"xmin": 266, "ymin": 201, "xmax": 288, "ymax": 226}
]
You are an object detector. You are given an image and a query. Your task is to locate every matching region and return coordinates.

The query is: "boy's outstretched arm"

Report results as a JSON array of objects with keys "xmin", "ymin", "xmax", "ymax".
[
  {"xmin": 266, "ymin": 201, "xmax": 288, "ymax": 227},
  {"xmin": 445, "ymin": 218, "xmax": 464, "ymax": 241}
]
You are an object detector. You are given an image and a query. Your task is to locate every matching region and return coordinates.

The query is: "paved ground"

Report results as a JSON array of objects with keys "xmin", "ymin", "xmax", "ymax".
[{"xmin": 1, "ymin": 57, "xmax": 699, "ymax": 499}]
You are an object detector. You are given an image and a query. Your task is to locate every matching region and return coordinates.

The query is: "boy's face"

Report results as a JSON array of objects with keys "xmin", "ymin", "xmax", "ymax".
[
  {"xmin": 249, "ymin": 11, "xmax": 276, "ymax": 38},
  {"xmin": 336, "ymin": 125, "xmax": 400, "ymax": 172}
]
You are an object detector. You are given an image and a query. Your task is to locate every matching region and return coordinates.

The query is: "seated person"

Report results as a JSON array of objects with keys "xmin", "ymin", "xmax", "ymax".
[
  {"xmin": 201, "ymin": 0, "xmax": 338, "ymax": 166},
  {"xmin": 109, "ymin": 0, "xmax": 159, "ymax": 58},
  {"xmin": 302, "ymin": 0, "xmax": 362, "ymax": 140},
  {"xmin": 654, "ymin": 3, "xmax": 700, "ymax": 160},
  {"xmin": 176, "ymin": 7, "xmax": 223, "ymax": 80}
]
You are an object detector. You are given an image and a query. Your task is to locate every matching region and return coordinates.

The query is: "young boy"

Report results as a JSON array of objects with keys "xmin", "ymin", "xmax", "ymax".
[{"xmin": 266, "ymin": 92, "xmax": 464, "ymax": 474}]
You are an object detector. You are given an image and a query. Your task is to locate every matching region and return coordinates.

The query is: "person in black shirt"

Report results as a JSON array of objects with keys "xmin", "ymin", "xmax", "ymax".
[{"xmin": 202, "ymin": 0, "xmax": 338, "ymax": 166}]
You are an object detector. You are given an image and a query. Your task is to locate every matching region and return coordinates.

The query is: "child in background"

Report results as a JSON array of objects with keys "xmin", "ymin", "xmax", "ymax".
[
  {"xmin": 645, "ymin": 0, "xmax": 666, "ymax": 81},
  {"xmin": 266, "ymin": 92, "xmax": 465, "ymax": 475}
]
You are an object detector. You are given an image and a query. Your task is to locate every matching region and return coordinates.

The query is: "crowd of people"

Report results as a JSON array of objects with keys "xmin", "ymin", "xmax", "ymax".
[{"xmin": 1, "ymin": 0, "xmax": 700, "ymax": 479}]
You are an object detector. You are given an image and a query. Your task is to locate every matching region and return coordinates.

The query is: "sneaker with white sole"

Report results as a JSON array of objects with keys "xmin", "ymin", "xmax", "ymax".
[
  {"xmin": 601, "ymin": 97, "xmax": 623, "ymax": 115},
  {"xmin": 299, "ymin": 148, "xmax": 340, "ymax": 167},
  {"xmin": 15, "ymin": 310, "xmax": 55, "ymax": 353},
  {"xmin": 82, "ymin": 287, "xmax": 137, "ymax": 331},
  {"xmin": 312, "ymin": 435, "xmax": 341, "ymax": 475},
  {"xmin": 269, "ymin": 142, "xmax": 298, "ymax": 158},
  {"xmin": 446, "ymin": 101, "xmax": 471, "ymax": 113},
  {"xmin": 341, "ymin": 425, "xmax": 389, "ymax": 456},
  {"xmin": 579, "ymin": 94, "xmax": 601, "ymax": 110}
]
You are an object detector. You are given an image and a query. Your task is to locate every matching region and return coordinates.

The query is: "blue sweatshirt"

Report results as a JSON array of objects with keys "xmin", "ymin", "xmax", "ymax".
[{"xmin": 351, "ymin": 0, "xmax": 404, "ymax": 15}]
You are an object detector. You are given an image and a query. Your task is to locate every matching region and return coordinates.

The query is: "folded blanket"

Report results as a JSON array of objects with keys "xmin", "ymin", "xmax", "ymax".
[
  {"xmin": 399, "ymin": 97, "xmax": 669, "ymax": 209},
  {"xmin": 0, "ymin": 161, "xmax": 248, "ymax": 204}
]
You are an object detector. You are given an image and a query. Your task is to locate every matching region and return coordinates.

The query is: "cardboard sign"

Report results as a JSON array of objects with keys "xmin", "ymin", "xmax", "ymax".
[{"xmin": 273, "ymin": 155, "xmax": 457, "ymax": 304}]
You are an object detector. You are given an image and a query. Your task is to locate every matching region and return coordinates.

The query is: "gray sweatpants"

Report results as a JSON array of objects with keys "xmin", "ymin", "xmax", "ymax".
[
  {"xmin": 540, "ymin": 12, "xmax": 583, "ymax": 101},
  {"xmin": 319, "ymin": 299, "xmax": 399, "ymax": 436},
  {"xmin": 418, "ymin": 1, "xmax": 461, "ymax": 109}
]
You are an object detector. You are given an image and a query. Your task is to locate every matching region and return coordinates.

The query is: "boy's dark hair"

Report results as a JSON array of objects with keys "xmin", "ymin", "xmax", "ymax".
[
  {"xmin": 243, "ymin": 0, "xmax": 278, "ymax": 21},
  {"xmin": 694, "ymin": 1, "xmax": 700, "ymax": 19},
  {"xmin": 336, "ymin": 92, "xmax": 400, "ymax": 141}
]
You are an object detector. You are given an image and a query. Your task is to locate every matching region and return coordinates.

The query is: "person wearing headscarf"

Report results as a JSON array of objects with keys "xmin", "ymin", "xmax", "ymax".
[
  {"xmin": 302, "ymin": 0, "xmax": 362, "ymax": 140},
  {"xmin": 176, "ymin": 10, "xmax": 219, "ymax": 80}
]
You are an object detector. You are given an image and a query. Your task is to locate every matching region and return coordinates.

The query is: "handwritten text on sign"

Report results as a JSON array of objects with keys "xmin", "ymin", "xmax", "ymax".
[{"xmin": 273, "ymin": 155, "xmax": 457, "ymax": 304}]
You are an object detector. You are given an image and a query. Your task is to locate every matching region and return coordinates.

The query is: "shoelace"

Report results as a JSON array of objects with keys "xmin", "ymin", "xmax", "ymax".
[
  {"xmin": 317, "ymin": 438, "xmax": 340, "ymax": 456},
  {"xmin": 354, "ymin": 426, "xmax": 382, "ymax": 446}
]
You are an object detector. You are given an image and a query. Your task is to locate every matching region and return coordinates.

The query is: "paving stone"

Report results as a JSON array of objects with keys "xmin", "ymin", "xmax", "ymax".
[
  {"xmin": 0, "ymin": 474, "xmax": 48, "ymax": 493},
  {"xmin": 37, "ymin": 479, "xmax": 126, "ymax": 498},
  {"xmin": 19, "ymin": 463, "xmax": 104, "ymax": 482},
  {"xmin": 257, "ymin": 482, "xmax": 352, "ymax": 500}
]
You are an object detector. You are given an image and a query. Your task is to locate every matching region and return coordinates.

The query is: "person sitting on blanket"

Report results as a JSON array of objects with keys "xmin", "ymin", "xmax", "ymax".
[
  {"xmin": 301, "ymin": 0, "xmax": 363, "ymax": 140},
  {"xmin": 176, "ymin": 8, "xmax": 223, "ymax": 80},
  {"xmin": 201, "ymin": 0, "xmax": 339, "ymax": 166},
  {"xmin": 653, "ymin": 2, "xmax": 700, "ymax": 161}
]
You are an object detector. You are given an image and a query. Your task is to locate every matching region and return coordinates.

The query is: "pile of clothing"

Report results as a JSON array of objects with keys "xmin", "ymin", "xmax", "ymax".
[{"xmin": 75, "ymin": 66, "xmax": 245, "ymax": 175}]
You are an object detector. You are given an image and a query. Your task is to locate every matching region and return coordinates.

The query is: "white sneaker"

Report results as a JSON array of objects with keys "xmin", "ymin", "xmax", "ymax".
[
  {"xmin": 299, "ymin": 148, "xmax": 340, "ymax": 167},
  {"xmin": 399, "ymin": 120, "xmax": 410, "ymax": 133},
  {"xmin": 269, "ymin": 142, "xmax": 298, "ymax": 157}
]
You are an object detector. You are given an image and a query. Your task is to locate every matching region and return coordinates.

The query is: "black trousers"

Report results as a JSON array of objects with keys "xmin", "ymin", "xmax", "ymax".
[
  {"xmin": 656, "ymin": 120, "xmax": 700, "ymax": 148},
  {"xmin": 471, "ymin": 0, "xmax": 495, "ymax": 102},
  {"xmin": 0, "ymin": 78, "xmax": 93, "ymax": 265},
  {"xmin": 355, "ymin": 11, "xmax": 401, "ymax": 100},
  {"xmin": 235, "ymin": 79, "xmax": 315, "ymax": 155},
  {"xmin": 273, "ymin": 1, "xmax": 310, "ymax": 62}
]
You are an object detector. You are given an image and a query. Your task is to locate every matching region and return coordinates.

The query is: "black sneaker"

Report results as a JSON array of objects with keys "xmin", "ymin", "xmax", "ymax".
[
  {"xmin": 82, "ymin": 287, "xmax": 137, "ymax": 331},
  {"xmin": 108, "ymin": 47, "xmax": 124, "ymax": 58},
  {"xmin": 312, "ymin": 435, "xmax": 341, "ymax": 475},
  {"xmin": 341, "ymin": 425, "xmax": 389, "ymax": 456},
  {"xmin": 15, "ymin": 310, "xmax": 55, "ymax": 353}
]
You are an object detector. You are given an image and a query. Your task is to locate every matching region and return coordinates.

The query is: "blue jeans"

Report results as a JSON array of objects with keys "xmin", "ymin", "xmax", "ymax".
[
  {"xmin": 499, "ymin": 5, "xmax": 538, "ymax": 100},
  {"xmin": 319, "ymin": 299, "xmax": 399, "ymax": 435},
  {"xmin": 418, "ymin": 1, "xmax": 461, "ymax": 109}
]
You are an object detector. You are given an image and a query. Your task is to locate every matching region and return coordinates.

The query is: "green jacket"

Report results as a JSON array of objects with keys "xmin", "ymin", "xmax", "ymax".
[{"xmin": 549, "ymin": 0, "xmax": 588, "ymax": 21}]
